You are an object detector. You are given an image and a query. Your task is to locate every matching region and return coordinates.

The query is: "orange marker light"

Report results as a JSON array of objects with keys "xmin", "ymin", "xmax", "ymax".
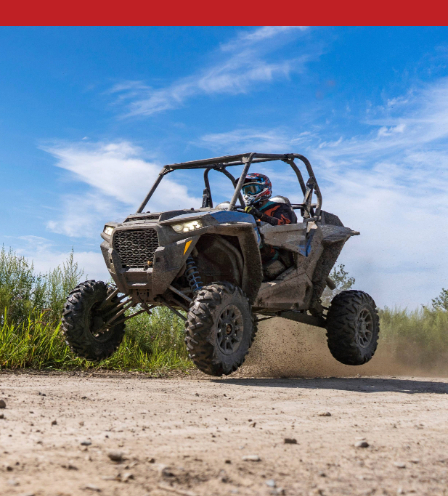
[{"xmin": 184, "ymin": 240, "xmax": 192, "ymax": 255}]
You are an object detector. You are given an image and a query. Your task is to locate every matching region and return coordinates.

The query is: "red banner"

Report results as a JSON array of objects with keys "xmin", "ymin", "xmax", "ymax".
[{"xmin": 2, "ymin": 0, "xmax": 447, "ymax": 26}]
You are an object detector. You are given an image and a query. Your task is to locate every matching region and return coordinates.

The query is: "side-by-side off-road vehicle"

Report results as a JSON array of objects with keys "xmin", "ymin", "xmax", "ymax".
[{"xmin": 62, "ymin": 153, "xmax": 379, "ymax": 376}]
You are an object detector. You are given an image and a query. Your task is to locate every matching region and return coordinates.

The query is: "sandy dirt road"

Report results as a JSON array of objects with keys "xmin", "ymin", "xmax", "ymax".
[{"xmin": 0, "ymin": 372, "xmax": 447, "ymax": 496}]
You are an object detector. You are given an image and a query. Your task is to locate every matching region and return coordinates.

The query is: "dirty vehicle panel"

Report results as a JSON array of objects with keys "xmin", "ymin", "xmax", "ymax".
[{"xmin": 101, "ymin": 208, "xmax": 262, "ymax": 305}]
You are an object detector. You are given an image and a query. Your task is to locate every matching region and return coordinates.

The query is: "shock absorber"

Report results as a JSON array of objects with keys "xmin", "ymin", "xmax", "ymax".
[{"xmin": 185, "ymin": 256, "xmax": 203, "ymax": 293}]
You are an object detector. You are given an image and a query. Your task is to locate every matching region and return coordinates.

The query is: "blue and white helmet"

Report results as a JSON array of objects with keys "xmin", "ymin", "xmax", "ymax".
[{"xmin": 241, "ymin": 173, "xmax": 272, "ymax": 205}]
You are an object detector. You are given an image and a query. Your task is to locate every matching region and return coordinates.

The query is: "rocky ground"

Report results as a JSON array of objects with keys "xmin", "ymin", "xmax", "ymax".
[{"xmin": 0, "ymin": 372, "xmax": 447, "ymax": 496}]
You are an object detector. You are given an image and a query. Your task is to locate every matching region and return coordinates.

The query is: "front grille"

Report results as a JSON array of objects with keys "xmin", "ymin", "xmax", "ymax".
[{"xmin": 113, "ymin": 229, "xmax": 159, "ymax": 268}]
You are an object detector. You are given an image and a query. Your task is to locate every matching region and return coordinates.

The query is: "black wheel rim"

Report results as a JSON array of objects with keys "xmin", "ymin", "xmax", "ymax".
[
  {"xmin": 217, "ymin": 305, "xmax": 244, "ymax": 355},
  {"xmin": 356, "ymin": 308, "xmax": 373, "ymax": 348}
]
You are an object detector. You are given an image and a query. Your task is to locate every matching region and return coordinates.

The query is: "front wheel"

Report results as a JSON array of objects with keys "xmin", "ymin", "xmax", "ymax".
[
  {"xmin": 326, "ymin": 290, "xmax": 379, "ymax": 365},
  {"xmin": 61, "ymin": 280, "xmax": 126, "ymax": 361},
  {"xmin": 185, "ymin": 282, "xmax": 257, "ymax": 376}
]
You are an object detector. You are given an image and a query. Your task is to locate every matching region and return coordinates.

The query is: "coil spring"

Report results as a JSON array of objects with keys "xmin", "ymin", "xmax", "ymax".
[{"xmin": 186, "ymin": 256, "xmax": 203, "ymax": 293}]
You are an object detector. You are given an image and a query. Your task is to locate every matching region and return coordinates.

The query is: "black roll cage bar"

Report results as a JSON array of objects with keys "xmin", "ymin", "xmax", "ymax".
[{"xmin": 137, "ymin": 153, "xmax": 322, "ymax": 219}]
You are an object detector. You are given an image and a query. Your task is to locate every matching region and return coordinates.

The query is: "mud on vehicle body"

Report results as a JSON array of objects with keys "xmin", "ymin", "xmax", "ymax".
[{"xmin": 62, "ymin": 153, "xmax": 379, "ymax": 375}]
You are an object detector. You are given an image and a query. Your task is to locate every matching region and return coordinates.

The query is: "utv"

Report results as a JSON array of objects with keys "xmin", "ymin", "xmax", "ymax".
[{"xmin": 62, "ymin": 153, "xmax": 379, "ymax": 376}]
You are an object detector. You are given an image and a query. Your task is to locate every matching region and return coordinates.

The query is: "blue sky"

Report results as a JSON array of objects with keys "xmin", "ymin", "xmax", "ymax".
[{"xmin": 1, "ymin": 26, "xmax": 448, "ymax": 308}]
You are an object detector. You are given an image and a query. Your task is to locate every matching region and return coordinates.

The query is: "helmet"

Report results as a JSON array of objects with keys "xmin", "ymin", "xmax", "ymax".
[{"xmin": 241, "ymin": 173, "xmax": 272, "ymax": 206}]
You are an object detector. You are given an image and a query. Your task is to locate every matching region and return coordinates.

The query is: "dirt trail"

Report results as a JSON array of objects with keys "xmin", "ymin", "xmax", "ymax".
[{"xmin": 1, "ymin": 372, "xmax": 447, "ymax": 496}]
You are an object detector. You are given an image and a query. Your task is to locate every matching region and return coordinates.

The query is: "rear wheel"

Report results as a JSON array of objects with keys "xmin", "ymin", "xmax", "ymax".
[
  {"xmin": 185, "ymin": 282, "xmax": 256, "ymax": 376},
  {"xmin": 61, "ymin": 280, "xmax": 126, "ymax": 361},
  {"xmin": 326, "ymin": 290, "xmax": 379, "ymax": 365}
]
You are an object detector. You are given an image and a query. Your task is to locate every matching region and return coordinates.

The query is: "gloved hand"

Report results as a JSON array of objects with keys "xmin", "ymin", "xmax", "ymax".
[{"xmin": 244, "ymin": 205, "xmax": 262, "ymax": 219}]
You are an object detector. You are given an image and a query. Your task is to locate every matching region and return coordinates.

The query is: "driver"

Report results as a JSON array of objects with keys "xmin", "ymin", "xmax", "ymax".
[{"xmin": 241, "ymin": 173, "xmax": 297, "ymax": 225}]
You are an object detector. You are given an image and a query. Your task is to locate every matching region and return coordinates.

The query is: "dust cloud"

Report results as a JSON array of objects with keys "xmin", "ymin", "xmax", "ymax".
[{"xmin": 240, "ymin": 318, "xmax": 448, "ymax": 378}]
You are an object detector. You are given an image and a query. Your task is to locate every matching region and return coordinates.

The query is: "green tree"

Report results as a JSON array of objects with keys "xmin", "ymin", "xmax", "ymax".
[
  {"xmin": 322, "ymin": 263, "xmax": 355, "ymax": 306},
  {"xmin": 432, "ymin": 288, "xmax": 448, "ymax": 311}
]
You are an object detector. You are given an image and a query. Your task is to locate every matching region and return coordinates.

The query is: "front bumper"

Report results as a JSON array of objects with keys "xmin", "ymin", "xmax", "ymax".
[{"xmin": 101, "ymin": 224, "xmax": 198, "ymax": 302}]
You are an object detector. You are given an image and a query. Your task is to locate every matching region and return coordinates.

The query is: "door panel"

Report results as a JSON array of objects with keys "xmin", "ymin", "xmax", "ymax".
[{"xmin": 259, "ymin": 223, "xmax": 307, "ymax": 254}]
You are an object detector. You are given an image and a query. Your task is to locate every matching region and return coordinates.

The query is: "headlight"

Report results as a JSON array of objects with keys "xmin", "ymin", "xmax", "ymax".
[
  {"xmin": 171, "ymin": 219, "xmax": 203, "ymax": 233},
  {"xmin": 103, "ymin": 225, "xmax": 114, "ymax": 236}
]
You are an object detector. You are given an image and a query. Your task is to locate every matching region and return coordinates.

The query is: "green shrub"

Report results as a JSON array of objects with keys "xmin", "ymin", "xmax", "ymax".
[{"xmin": 0, "ymin": 247, "xmax": 83, "ymax": 325}]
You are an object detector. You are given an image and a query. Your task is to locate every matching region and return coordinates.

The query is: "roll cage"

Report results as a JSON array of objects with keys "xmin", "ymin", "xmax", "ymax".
[{"xmin": 137, "ymin": 152, "xmax": 322, "ymax": 219}]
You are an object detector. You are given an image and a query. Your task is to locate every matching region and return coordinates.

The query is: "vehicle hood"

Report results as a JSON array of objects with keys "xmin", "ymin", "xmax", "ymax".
[{"xmin": 159, "ymin": 209, "xmax": 256, "ymax": 226}]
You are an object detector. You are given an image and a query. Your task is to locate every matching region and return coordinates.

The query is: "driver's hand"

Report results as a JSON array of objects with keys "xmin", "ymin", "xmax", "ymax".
[{"xmin": 244, "ymin": 205, "xmax": 262, "ymax": 219}]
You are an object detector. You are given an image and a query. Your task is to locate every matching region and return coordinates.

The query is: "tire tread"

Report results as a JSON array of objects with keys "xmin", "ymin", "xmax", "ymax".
[
  {"xmin": 61, "ymin": 280, "xmax": 125, "ymax": 362},
  {"xmin": 185, "ymin": 282, "xmax": 257, "ymax": 376},
  {"xmin": 326, "ymin": 290, "xmax": 379, "ymax": 365}
]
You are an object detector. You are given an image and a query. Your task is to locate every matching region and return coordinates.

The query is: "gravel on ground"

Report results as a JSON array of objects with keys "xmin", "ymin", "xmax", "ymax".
[{"xmin": 0, "ymin": 372, "xmax": 447, "ymax": 496}]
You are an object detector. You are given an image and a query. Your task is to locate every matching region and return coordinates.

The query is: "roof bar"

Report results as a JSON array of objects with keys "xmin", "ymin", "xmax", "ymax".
[{"xmin": 136, "ymin": 152, "xmax": 322, "ymax": 216}]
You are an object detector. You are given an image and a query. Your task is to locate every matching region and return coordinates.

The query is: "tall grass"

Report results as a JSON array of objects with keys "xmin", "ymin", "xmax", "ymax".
[
  {"xmin": 0, "ymin": 307, "xmax": 191, "ymax": 373},
  {"xmin": 0, "ymin": 247, "xmax": 191, "ymax": 373},
  {"xmin": 379, "ymin": 306, "xmax": 448, "ymax": 372}
]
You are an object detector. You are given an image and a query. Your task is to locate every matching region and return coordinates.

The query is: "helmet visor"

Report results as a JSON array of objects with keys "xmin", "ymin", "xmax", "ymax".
[{"xmin": 242, "ymin": 183, "xmax": 264, "ymax": 196}]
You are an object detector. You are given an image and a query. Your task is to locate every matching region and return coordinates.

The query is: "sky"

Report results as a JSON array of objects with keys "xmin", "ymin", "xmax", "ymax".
[{"xmin": 1, "ymin": 26, "xmax": 448, "ymax": 309}]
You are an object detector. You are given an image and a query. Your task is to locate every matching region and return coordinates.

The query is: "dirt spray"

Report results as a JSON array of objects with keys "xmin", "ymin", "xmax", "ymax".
[{"xmin": 239, "ymin": 318, "xmax": 448, "ymax": 378}]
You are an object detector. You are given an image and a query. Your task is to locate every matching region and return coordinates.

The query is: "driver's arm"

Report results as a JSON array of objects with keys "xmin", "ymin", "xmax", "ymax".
[{"xmin": 246, "ymin": 203, "xmax": 297, "ymax": 226}]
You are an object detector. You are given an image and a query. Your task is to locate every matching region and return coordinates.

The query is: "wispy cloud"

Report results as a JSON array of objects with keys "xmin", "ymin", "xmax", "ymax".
[
  {"xmin": 198, "ymin": 128, "xmax": 314, "ymax": 154},
  {"xmin": 220, "ymin": 26, "xmax": 308, "ymax": 51},
  {"xmin": 316, "ymin": 78, "xmax": 448, "ymax": 162},
  {"xmin": 14, "ymin": 235, "xmax": 107, "ymax": 281},
  {"xmin": 110, "ymin": 26, "xmax": 311, "ymax": 117},
  {"xmin": 196, "ymin": 78, "xmax": 448, "ymax": 308},
  {"xmin": 46, "ymin": 193, "xmax": 122, "ymax": 238},
  {"xmin": 43, "ymin": 141, "xmax": 201, "ymax": 238}
]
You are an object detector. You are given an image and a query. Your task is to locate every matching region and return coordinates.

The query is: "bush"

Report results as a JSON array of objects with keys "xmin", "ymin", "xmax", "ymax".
[{"xmin": 0, "ymin": 247, "xmax": 83, "ymax": 325}]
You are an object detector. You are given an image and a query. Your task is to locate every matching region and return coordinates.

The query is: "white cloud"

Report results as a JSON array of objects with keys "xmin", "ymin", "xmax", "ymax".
[
  {"xmin": 110, "ymin": 26, "xmax": 312, "ymax": 117},
  {"xmin": 377, "ymin": 123, "xmax": 406, "ymax": 137},
  {"xmin": 46, "ymin": 193, "xmax": 122, "ymax": 238},
  {"xmin": 43, "ymin": 141, "xmax": 201, "ymax": 238},
  {"xmin": 196, "ymin": 78, "xmax": 448, "ymax": 308},
  {"xmin": 319, "ymin": 162, "xmax": 448, "ymax": 309},
  {"xmin": 15, "ymin": 236, "xmax": 108, "ymax": 282}
]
